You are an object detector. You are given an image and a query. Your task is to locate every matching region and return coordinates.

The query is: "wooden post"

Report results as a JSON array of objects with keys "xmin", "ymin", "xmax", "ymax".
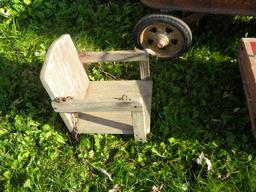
[
  {"xmin": 139, "ymin": 60, "xmax": 150, "ymax": 80},
  {"xmin": 131, "ymin": 99, "xmax": 147, "ymax": 141}
]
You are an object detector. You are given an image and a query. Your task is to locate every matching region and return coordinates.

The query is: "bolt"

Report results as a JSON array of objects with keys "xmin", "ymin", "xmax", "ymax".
[{"xmin": 156, "ymin": 34, "xmax": 170, "ymax": 49}]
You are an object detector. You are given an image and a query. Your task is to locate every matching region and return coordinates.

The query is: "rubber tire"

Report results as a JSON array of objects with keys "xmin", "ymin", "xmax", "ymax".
[{"xmin": 133, "ymin": 14, "xmax": 192, "ymax": 59}]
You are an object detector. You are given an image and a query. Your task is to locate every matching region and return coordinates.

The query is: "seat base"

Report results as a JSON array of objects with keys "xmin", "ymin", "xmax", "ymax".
[{"xmin": 76, "ymin": 80, "xmax": 152, "ymax": 135}]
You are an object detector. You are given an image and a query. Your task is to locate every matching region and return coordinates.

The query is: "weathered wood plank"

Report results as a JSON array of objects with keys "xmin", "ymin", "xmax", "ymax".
[
  {"xmin": 52, "ymin": 99, "xmax": 143, "ymax": 112},
  {"xmin": 77, "ymin": 112, "xmax": 133, "ymax": 134},
  {"xmin": 78, "ymin": 50, "xmax": 148, "ymax": 64},
  {"xmin": 132, "ymin": 108, "xmax": 147, "ymax": 141},
  {"xmin": 40, "ymin": 34, "xmax": 89, "ymax": 100},
  {"xmin": 40, "ymin": 34, "xmax": 89, "ymax": 132},
  {"xmin": 85, "ymin": 81, "xmax": 153, "ymax": 134}
]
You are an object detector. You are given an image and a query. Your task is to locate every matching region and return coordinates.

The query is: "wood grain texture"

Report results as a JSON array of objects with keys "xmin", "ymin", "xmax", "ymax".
[
  {"xmin": 78, "ymin": 50, "xmax": 148, "ymax": 64},
  {"xmin": 132, "ymin": 109, "xmax": 147, "ymax": 141},
  {"xmin": 76, "ymin": 81, "xmax": 152, "ymax": 136},
  {"xmin": 40, "ymin": 34, "xmax": 89, "ymax": 99},
  {"xmin": 40, "ymin": 34, "xmax": 89, "ymax": 132},
  {"xmin": 52, "ymin": 99, "xmax": 143, "ymax": 112},
  {"xmin": 84, "ymin": 80, "xmax": 152, "ymax": 134},
  {"xmin": 77, "ymin": 112, "xmax": 133, "ymax": 134}
]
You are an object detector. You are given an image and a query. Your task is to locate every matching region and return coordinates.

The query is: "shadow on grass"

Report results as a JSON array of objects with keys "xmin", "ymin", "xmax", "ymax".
[
  {"xmin": 148, "ymin": 15, "xmax": 256, "ymax": 153},
  {"xmin": 150, "ymin": 56, "xmax": 256, "ymax": 152},
  {"xmin": 0, "ymin": 53, "xmax": 68, "ymax": 137}
]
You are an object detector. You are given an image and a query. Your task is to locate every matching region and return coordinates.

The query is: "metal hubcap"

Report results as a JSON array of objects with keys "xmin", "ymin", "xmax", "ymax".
[{"xmin": 140, "ymin": 23, "xmax": 184, "ymax": 58}]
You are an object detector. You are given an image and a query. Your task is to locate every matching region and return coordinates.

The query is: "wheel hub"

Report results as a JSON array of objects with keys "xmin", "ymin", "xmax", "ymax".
[
  {"xmin": 139, "ymin": 22, "xmax": 185, "ymax": 58},
  {"xmin": 155, "ymin": 33, "xmax": 170, "ymax": 48}
]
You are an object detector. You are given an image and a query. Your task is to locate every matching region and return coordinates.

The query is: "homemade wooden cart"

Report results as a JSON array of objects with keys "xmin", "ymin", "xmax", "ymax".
[
  {"xmin": 40, "ymin": 34, "xmax": 153, "ymax": 141},
  {"xmin": 239, "ymin": 38, "xmax": 256, "ymax": 137},
  {"xmin": 134, "ymin": 0, "xmax": 256, "ymax": 58}
]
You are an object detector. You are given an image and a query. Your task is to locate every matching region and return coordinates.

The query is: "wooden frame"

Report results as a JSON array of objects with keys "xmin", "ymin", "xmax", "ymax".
[{"xmin": 40, "ymin": 34, "xmax": 152, "ymax": 141}]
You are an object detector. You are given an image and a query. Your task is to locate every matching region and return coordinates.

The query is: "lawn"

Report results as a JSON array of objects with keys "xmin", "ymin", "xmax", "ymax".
[{"xmin": 0, "ymin": 0, "xmax": 256, "ymax": 191}]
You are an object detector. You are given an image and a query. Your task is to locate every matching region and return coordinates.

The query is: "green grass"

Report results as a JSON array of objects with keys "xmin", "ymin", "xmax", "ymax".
[{"xmin": 0, "ymin": 1, "xmax": 256, "ymax": 191}]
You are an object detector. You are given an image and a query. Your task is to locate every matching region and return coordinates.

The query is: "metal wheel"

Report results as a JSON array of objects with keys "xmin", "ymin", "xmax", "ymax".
[{"xmin": 134, "ymin": 14, "xmax": 192, "ymax": 59}]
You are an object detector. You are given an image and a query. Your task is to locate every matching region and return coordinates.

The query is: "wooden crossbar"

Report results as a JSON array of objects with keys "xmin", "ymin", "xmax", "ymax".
[
  {"xmin": 78, "ymin": 50, "xmax": 148, "ymax": 64},
  {"xmin": 52, "ymin": 99, "xmax": 143, "ymax": 113},
  {"xmin": 78, "ymin": 50, "xmax": 150, "ymax": 80}
]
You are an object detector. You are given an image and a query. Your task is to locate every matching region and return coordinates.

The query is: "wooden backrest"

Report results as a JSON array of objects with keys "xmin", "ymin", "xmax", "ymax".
[
  {"xmin": 40, "ymin": 34, "xmax": 89, "ymax": 100},
  {"xmin": 40, "ymin": 34, "xmax": 89, "ymax": 132}
]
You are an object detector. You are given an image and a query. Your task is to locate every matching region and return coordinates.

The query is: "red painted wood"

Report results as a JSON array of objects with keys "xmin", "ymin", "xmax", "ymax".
[{"xmin": 250, "ymin": 42, "xmax": 256, "ymax": 55}]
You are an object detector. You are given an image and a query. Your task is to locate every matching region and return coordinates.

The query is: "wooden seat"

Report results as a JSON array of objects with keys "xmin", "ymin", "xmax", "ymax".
[{"xmin": 40, "ymin": 34, "xmax": 152, "ymax": 141}]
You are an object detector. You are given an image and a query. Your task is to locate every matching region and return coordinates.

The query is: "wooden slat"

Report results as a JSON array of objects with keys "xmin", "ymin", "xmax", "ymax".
[
  {"xmin": 132, "ymin": 108, "xmax": 147, "ymax": 141},
  {"xmin": 52, "ymin": 99, "xmax": 143, "ymax": 112},
  {"xmin": 77, "ymin": 112, "xmax": 133, "ymax": 134},
  {"xmin": 78, "ymin": 50, "xmax": 148, "ymax": 64}
]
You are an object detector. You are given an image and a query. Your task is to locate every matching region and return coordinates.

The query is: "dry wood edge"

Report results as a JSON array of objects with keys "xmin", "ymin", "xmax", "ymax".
[{"xmin": 52, "ymin": 99, "xmax": 144, "ymax": 112}]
